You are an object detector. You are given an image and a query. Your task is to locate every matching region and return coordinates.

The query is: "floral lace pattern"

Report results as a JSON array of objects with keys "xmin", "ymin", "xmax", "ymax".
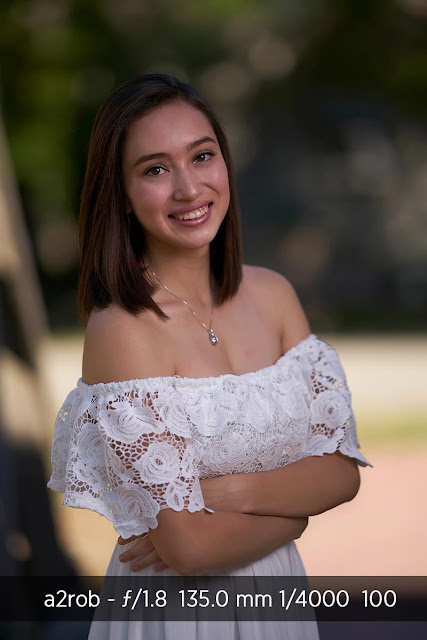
[{"xmin": 47, "ymin": 334, "xmax": 371, "ymax": 538}]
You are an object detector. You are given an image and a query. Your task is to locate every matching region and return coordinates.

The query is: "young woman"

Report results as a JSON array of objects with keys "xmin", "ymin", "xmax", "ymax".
[{"xmin": 48, "ymin": 73, "xmax": 371, "ymax": 639}]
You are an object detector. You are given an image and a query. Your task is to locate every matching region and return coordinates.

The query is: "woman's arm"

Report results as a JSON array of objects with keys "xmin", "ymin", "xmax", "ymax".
[
  {"xmin": 148, "ymin": 509, "xmax": 308, "ymax": 575},
  {"xmin": 119, "ymin": 451, "xmax": 358, "ymax": 574},
  {"xmin": 119, "ymin": 451, "xmax": 358, "ymax": 573},
  {"xmin": 119, "ymin": 511, "xmax": 308, "ymax": 574},
  {"xmin": 201, "ymin": 452, "xmax": 360, "ymax": 518}
]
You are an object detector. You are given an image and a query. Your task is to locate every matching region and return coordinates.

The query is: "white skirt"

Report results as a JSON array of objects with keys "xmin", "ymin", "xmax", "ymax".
[{"xmin": 88, "ymin": 540, "xmax": 319, "ymax": 640}]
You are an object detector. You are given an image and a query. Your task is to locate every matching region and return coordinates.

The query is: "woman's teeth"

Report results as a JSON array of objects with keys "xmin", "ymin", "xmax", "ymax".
[{"xmin": 172, "ymin": 205, "xmax": 209, "ymax": 221}]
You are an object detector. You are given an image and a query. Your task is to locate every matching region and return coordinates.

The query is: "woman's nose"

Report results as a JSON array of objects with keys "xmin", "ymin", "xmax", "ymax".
[{"xmin": 172, "ymin": 168, "xmax": 203, "ymax": 201}]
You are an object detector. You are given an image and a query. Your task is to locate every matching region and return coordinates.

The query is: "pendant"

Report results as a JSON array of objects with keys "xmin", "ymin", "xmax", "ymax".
[{"xmin": 208, "ymin": 329, "xmax": 219, "ymax": 346}]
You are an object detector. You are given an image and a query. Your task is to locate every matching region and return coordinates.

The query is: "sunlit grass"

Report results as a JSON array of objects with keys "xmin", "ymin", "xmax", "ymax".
[{"xmin": 357, "ymin": 414, "xmax": 426, "ymax": 445}]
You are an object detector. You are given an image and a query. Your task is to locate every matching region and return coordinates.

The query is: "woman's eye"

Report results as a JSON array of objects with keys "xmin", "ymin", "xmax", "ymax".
[
  {"xmin": 145, "ymin": 165, "xmax": 166, "ymax": 176},
  {"xmin": 194, "ymin": 151, "xmax": 215, "ymax": 163}
]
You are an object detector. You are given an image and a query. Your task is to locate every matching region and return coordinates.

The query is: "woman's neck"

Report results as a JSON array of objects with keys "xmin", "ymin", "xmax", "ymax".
[{"xmin": 143, "ymin": 248, "xmax": 214, "ymax": 307}]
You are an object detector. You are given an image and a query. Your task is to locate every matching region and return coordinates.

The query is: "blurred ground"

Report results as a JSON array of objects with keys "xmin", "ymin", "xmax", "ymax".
[{"xmin": 40, "ymin": 333, "xmax": 427, "ymax": 577}]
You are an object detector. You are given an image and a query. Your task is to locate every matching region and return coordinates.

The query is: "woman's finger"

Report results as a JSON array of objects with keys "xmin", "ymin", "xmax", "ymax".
[
  {"xmin": 118, "ymin": 533, "xmax": 148, "ymax": 546},
  {"xmin": 118, "ymin": 534, "xmax": 139, "ymax": 545},
  {"xmin": 119, "ymin": 536, "xmax": 153, "ymax": 563},
  {"xmin": 129, "ymin": 549, "xmax": 163, "ymax": 573}
]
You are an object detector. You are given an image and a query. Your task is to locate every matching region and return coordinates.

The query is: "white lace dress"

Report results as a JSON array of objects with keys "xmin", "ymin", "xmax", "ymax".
[{"xmin": 48, "ymin": 334, "xmax": 371, "ymax": 640}]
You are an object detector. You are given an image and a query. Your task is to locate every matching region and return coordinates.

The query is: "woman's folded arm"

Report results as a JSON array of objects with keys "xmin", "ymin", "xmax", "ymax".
[
  {"xmin": 200, "ymin": 452, "xmax": 360, "ymax": 519},
  {"xmin": 148, "ymin": 508, "xmax": 308, "ymax": 575}
]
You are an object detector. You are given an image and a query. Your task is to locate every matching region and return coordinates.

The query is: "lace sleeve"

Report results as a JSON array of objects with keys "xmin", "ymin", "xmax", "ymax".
[
  {"xmin": 47, "ymin": 380, "xmax": 210, "ymax": 538},
  {"xmin": 297, "ymin": 338, "xmax": 372, "ymax": 467}
]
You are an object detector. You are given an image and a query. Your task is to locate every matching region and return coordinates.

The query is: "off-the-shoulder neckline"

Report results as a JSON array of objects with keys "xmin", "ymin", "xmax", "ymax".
[{"xmin": 77, "ymin": 333, "xmax": 319, "ymax": 392}]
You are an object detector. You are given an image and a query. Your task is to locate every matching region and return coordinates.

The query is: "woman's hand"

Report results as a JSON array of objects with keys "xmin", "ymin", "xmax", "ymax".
[{"xmin": 118, "ymin": 534, "xmax": 169, "ymax": 572}]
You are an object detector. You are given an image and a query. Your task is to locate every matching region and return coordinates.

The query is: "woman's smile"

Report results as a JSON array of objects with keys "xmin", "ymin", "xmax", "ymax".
[{"xmin": 168, "ymin": 201, "xmax": 212, "ymax": 224}]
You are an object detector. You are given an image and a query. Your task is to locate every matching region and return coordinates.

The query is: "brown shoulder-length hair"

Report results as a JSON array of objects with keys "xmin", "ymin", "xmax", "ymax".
[{"xmin": 77, "ymin": 73, "xmax": 242, "ymax": 327}]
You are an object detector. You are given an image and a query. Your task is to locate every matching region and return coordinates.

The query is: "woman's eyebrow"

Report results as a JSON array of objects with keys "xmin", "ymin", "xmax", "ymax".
[{"xmin": 132, "ymin": 136, "xmax": 217, "ymax": 168}]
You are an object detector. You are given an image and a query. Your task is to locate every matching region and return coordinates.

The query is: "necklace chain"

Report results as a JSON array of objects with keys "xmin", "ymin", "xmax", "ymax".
[{"xmin": 147, "ymin": 267, "xmax": 219, "ymax": 346}]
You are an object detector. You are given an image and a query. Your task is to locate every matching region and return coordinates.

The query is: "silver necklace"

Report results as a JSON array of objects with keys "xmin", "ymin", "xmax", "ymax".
[{"xmin": 147, "ymin": 267, "xmax": 219, "ymax": 346}]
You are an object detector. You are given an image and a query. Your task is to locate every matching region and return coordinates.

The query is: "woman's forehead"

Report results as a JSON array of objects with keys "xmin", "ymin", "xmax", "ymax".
[{"xmin": 123, "ymin": 101, "xmax": 216, "ymax": 156}]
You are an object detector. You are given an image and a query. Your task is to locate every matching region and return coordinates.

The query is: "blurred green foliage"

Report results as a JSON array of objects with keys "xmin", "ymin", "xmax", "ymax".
[{"xmin": 1, "ymin": 0, "xmax": 427, "ymax": 330}]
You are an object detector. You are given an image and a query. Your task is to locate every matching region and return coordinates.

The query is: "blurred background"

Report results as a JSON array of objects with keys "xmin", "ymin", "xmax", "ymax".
[{"xmin": 0, "ymin": 0, "xmax": 426, "ymax": 637}]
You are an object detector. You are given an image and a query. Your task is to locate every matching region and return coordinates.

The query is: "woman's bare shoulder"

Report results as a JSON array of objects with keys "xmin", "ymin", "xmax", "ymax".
[
  {"xmin": 82, "ymin": 304, "xmax": 174, "ymax": 384},
  {"xmin": 242, "ymin": 264, "xmax": 311, "ymax": 351},
  {"xmin": 241, "ymin": 264, "xmax": 299, "ymax": 306},
  {"xmin": 242, "ymin": 264, "xmax": 291, "ymax": 288}
]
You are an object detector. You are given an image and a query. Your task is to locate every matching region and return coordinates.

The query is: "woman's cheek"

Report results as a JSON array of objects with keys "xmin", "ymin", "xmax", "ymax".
[
  {"xmin": 206, "ymin": 162, "xmax": 229, "ymax": 196},
  {"xmin": 218, "ymin": 163, "xmax": 231, "ymax": 200},
  {"xmin": 134, "ymin": 182, "xmax": 169, "ymax": 214}
]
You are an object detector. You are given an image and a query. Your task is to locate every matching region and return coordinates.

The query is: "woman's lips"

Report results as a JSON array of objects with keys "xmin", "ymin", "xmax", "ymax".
[{"xmin": 168, "ymin": 203, "xmax": 212, "ymax": 226}]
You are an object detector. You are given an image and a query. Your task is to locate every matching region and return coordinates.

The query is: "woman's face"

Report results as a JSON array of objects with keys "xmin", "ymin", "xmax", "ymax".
[{"xmin": 121, "ymin": 100, "xmax": 230, "ymax": 257}]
